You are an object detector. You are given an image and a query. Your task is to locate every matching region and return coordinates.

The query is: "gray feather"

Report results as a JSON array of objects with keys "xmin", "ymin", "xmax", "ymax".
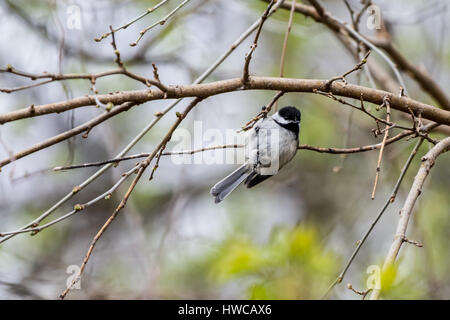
[
  {"xmin": 210, "ymin": 164, "xmax": 251, "ymax": 204},
  {"xmin": 210, "ymin": 108, "xmax": 300, "ymax": 204}
]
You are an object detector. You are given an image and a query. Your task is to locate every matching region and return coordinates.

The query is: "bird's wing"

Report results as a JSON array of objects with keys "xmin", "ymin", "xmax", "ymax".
[{"xmin": 244, "ymin": 173, "xmax": 272, "ymax": 188}]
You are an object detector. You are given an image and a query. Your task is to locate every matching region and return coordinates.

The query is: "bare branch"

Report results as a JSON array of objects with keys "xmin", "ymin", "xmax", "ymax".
[
  {"xmin": 0, "ymin": 164, "xmax": 140, "ymax": 238},
  {"xmin": 0, "ymin": 64, "xmax": 168, "ymax": 93},
  {"xmin": 347, "ymin": 283, "xmax": 371, "ymax": 300},
  {"xmin": 1, "ymin": 77, "xmax": 449, "ymax": 126}
]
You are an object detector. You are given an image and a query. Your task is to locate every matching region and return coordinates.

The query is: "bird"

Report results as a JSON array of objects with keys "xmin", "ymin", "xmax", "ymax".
[{"xmin": 210, "ymin": 106, "xmax": 301, "ymax": 203}]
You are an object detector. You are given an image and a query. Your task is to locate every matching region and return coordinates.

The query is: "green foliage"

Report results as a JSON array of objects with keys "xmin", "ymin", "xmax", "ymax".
[
  {"xmin": 155, "ymin": 224, "xmax": 340, "ymax": 299},
  {"xmin": 208, "ymin": 225, "xmax": 339, "ymax": 299},
  {"xmin": 366, "ymin": 188, "xmax": 450, "ymax": 300}
]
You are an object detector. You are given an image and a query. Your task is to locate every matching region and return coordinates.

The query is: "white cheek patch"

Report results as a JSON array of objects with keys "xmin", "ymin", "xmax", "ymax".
[{"xmin": 272, "ymin": 112, "xmax": 290, "ymax": 124}]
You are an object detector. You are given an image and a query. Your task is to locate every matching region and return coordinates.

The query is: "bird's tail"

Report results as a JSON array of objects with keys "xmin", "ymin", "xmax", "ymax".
[{"xmin": 210, "ymin": 164, "xmax": 251, "ymax": 204}]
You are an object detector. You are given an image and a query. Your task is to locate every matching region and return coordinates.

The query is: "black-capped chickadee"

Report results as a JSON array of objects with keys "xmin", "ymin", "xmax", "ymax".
[{"xmin": 210, "ymin": 106, "xmax": 301, "ymax": 203}]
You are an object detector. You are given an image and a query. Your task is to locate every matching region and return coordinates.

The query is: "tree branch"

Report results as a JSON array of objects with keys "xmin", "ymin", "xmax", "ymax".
[
  {"xmin": 1, "ymin": 77, "xmax": 449, "ymax": 126},
  {"xmin": 51, "ymin": 129, "xmax": 422, "ymax": 172},
  {"xmin": 0, "ymin": 102, "xmax": 136, "ymax": 168}
]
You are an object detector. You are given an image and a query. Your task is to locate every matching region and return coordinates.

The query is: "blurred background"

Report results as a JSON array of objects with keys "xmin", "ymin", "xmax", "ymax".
[{"xmin": 0, "ymin": 0, "xmax": 449, "ymax": 299}]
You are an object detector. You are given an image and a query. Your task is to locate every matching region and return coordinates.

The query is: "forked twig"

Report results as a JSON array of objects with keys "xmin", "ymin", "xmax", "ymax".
[
  {"xmin": 94, "ymin": 0, "xmax": 170, "ymax": 42},
  {"xmin": 326, "ymin": 51, "xmax": 371, "ymax": 89},
  {"xmin": 239, "ymin": 91, "xmax": 285, "ymax": 132},
  {"xmin": 130, "ymin": 0, "xmax": 192, "ymax": 47}
]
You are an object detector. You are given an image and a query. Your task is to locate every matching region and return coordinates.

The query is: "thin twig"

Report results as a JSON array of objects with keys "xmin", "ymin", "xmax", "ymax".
[
  {"xmin": 52, "ymin": 129, "xmax": 418, "ymax": 172},
  {"xmin": 0, "ymin": 65, "xmax": 167, "ymax": 93},
  {"xmin": 242, "ymin": 0, "xmax": 277, "ymax": 84},
  {"xmin": 240, "ymin": 91, "xmax": 285, "ymax": 131},
  {"xmin": 347, "ymin": 283, "xmax": 372, "ymax": 300},
  {"xmin": 53, "ymin": 144, "xmax": 244, "ymax": 171},
  {"xmin": 94, "ymin": 0, "xmax": 170, "ymax": 42},
  {"xmin": 109, "ymin": 25, "xmax": 124, "ymax": 69},
  {"xmin": 342, "ymin": 0, "xmax": 356, "ymax": 29},
  {"xmin": 371, "ymin": 96, "xmax": 391, "ymax": 199},
  {"xmin": 312, "ymin": 90, "xmax": 411, "ymax": 131},
  {"xmin": 354, "ymin": 0, "xmax": 372, "ymax": 28},
  {"xmin": 149, "ymin": 142, "xmax": 167, "ymax": 181},
  {"xmin": 0, "ymin": 165, "xmax": 139, "ymax": 238},
  {"xmin": 275, "ymin": 0, "xmax": 296, "ymax": 112},
  {"xmin": 326, "ymin": 51, "xmax": 371, "ymax": 89}
]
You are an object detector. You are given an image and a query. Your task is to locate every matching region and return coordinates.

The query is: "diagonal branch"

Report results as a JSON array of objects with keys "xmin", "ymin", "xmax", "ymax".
[
  {"xmin": 275, "ymin": 0, "xmax": 297, "ymax": 112},
  {"xmin": 242, "ymin": 0, "xmax": 278, "ymax": 84},
  {"xmin": 59, "ymin": 97, "xmax": 203, "ymax": 300},
  {"xmin": 0, "ymin": 102, "xmax": 136, "ymax": 168},
  {"xmin": 324, "ymin": 136, "xmax": 427, "ymax": 299},
  {"xmin": 370, "ymin": 136, "xmax": 450, "ymax": 300}
]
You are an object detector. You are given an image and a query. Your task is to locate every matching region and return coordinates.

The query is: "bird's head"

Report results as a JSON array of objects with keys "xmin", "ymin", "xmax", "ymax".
[{"xmin": 273, "ymin": 106, "xmax": 301, "ymax": 124}]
